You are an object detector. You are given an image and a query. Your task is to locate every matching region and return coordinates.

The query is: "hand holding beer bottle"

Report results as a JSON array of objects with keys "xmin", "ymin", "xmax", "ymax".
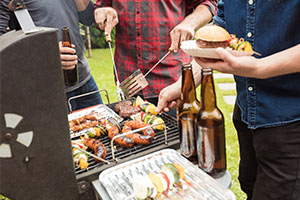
[
  {"xmin": 60, "ymin": 26, "xmax": 79, "ymax": 86},
  {"xmin": 177, "ymin": 63, "xmax": 201, "ymax": 164}
]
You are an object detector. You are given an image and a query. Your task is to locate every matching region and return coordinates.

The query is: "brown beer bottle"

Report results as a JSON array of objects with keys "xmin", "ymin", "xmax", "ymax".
[
  {"xmin": 177, "ymin": 63, "xmax": 201, "ymax": 164},
  {"xmin": 196, "ymin": 68, "xmax": 226, "ymax": 178},
  {"xmin": 61, "ymin": 26, "xmax": 78, "ymax": 86}
]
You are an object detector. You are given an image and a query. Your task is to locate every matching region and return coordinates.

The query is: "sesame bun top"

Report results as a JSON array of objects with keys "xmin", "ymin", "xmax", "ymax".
[{"xmin": 195, "ymin": 25, "xmax": 230, "ymax": 42}]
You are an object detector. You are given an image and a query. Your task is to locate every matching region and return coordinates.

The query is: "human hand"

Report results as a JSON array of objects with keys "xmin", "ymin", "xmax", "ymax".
[
  {"xmin": 59, "ymin": 42, "xmax": 78, "ymax": 70},
  {"xmin": 169, "ymin": 22, "xmax": 194, "ymax": 53},
  {"xmin": 94, "ymin": 7, "xmax": 118, "ymax": 42},
  {"xmin": 155, "ymin": 82, "xmax": 181, "ymax": 113},
  {"xmin": 194, "ymin": 48, "xmax": 266, "ymax": 78}
]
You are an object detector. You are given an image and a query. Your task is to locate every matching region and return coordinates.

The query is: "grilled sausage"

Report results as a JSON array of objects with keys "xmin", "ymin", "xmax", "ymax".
[
  {"xmin": 84, "ymin": 138, "xmax": 107, "ymax": 162},
  {"xmin": 108, "ymin": 126, "xmax": 135, "ymax": 148}
]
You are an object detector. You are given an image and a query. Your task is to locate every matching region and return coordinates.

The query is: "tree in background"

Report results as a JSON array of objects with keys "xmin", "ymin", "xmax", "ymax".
[{"xmin": 80, "ymin": 23, "xmax": 116, "ymax": 49}]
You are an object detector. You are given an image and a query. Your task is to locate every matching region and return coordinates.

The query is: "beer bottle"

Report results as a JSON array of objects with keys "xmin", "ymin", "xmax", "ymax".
[
  {"xmin": 61, "ymin": 26, "xmax": 78, "ymax": 86},
  {"xmin": 196, "ymin": 68, "xmax": 226, "ymax": 178},
  {"xmin": 177, "ymin": 63, "xmax": 201, "ymax": 164}
]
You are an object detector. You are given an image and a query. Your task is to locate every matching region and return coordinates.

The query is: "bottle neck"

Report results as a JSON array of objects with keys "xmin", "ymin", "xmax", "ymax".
[
  {"xmin": 62, "ymin": 27, "xmax": 72, "ymax": 48},
  {"xmin": 181, "ymin": 65, "xmax": 197, "ymax": 102},
  {"xmin": 200, "ymin": 68, "xmax": 217, "ymax": 111}
]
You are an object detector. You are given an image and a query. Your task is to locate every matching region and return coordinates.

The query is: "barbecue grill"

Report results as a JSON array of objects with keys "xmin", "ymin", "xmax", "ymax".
[
  {"xmin": 68, "ymin": 102, "xmax": 180, "ymax": 199},
  {"xmin": 73, "ymin": 109, "xmax": 180, "ymax": 182},
  {"xmin": 0, "ymin": 26, "xmax": 232, "ymax": 200},
  {"xmin": 0, "ymin": 27, "xmax": 180, "ymax": 200}
]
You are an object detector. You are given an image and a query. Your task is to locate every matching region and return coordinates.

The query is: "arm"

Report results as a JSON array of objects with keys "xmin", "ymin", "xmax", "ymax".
[
  {"xmin": 156, "ymin": 59, "xmax": 202, "ymax": 113},
  {"xmin": 94, "ymin": 0, "xmax": 118, "ymax": 41},
  {"xmin": 74, "ymin": 0, "xmax": 91, "ymax": 11},
  {"xmin": 194, "ymin": 44, "xmax": 300, "ymax": 79},
  {"xmin": 75, "ymin": 0, "xmax": 94, "ymax": 26},
  {"xmin": 169, "ymin": 0, "xmax": 217, "ymax": 52}
]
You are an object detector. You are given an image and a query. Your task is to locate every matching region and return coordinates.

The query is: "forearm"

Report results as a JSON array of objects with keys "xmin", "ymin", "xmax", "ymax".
[
  {"xmin": 74, "ymin": 0, "xmax": 91, "ymax": 11},
  {"xmin": 182, "ymin": 4, "xmax": 213, "ymax": 32},
  {"xmin": 191, "ymin": 59, "xmax": 202, "ymax": 87},
  {"xmin": 259, "ymin": 44, "xmax": 300, "ymax": 78}
]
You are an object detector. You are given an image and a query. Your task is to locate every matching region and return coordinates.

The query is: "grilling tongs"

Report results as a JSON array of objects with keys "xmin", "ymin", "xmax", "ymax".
[
  {"xmin": 106, "ymin": 34, "xmax": 125, "ymax": 102},
  {"xmin": 106, "ymin": 33, "xmax": 171, "ymax": 98},
  {"xmin": 120, "ymin": 51, "xmax": 171, "ymax": 98}
]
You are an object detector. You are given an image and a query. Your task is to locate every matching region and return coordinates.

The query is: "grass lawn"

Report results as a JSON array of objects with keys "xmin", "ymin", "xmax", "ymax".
[{"xmin": 87, "ymin": 48, "xmax": 246, "ymax": 199}]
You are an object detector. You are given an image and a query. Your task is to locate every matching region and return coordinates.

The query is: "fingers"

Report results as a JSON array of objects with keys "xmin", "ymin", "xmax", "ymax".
[
  {"xmin": 59, "ymin": 42, "xmax": 77, "ymax": 70},
  {"xmin": 94, "ymin": 8, "xmax": 106, "ymax": 30},
  {"xmin": 156, "ymin": 82, "xmax": 181, "ymax": 113},
  {"xmin": 61, "ymin": 54, "xmax": 78, "ymax": 69},
  {"xmin": 169, "ymin": 25, "xmax": 194, "ymax": 53},
  {"xmin": 105, "ymin": 10, "xmax": 118, "ymax": 37},
  {"xmin": 215, "ymin": 48, "xmax": 235, "ymax": 64},
  {"xmin": 94, "ymin": 7, "xmax": 118, "ymax": 38},
  {"xmin": 156, "ymin": 91, "xmax": 170, "ymax": 114},
  {"xmin": 169, "ymin": 29, "xmax": 181, "ymax": 53}
]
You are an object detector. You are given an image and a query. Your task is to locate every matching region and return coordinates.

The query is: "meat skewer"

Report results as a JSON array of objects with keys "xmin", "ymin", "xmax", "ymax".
[{"xmin": 72, "ymin": 143, "xmax": 110, "ymax": 165}]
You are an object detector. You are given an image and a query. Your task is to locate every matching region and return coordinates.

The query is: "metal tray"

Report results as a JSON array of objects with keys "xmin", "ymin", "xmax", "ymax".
[
  {"xmin": 99, "ymin": 149, "xmax": 236, "ymax": 200},
  {"xmin": 68, "ymin": 104, "xmax": 123, "ymax": 138}
]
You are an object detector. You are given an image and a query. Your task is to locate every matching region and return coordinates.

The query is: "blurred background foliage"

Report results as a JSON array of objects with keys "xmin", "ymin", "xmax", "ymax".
[{"xmin": 80, "ymin": 24, "xmax": 116, "ymax": 49}]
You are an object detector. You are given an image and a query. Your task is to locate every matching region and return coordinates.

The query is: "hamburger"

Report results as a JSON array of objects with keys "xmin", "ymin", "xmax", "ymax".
[{"xmin": 195, "ymin": 25, "xmax": 230, "ymax": 48}]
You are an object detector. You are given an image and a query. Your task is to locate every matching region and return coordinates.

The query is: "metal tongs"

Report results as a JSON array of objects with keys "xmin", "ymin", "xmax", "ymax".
[
  {"xmin": 120, "ymin": 51, "xmax": 171, "ymax": 98},
  {"xmin": 105, "ymin": 29, "xmax": 171, "ymax": 98},
  {"xmin": 106, "ymin": 34, "xmax": 125, "ymax": 102}
]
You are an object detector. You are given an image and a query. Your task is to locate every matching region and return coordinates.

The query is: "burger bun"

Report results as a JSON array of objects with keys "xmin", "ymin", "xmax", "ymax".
[{"xmin": 195, "ymin": 25, "xmax": 230, "ymax": 48}]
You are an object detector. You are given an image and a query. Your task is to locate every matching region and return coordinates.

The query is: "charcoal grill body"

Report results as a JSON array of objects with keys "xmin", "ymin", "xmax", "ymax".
[{"xmin": 0, "ymin": 28, "xmax": 78, "ymax": 200}]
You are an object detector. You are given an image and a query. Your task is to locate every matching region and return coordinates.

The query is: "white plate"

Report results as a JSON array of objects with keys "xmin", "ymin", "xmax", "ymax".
[{"xmin": 180, "ymin": 40, "xmax": 254, "ymax": 59}]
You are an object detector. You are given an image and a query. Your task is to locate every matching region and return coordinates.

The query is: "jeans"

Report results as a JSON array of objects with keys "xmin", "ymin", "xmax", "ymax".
[
  {"xmin": 66, "ymin": 76, "xmax": 103, "ymax": 112},
  {"xmin": 233, "ymin": 104, "xmax": 300, "ymax": 200}
]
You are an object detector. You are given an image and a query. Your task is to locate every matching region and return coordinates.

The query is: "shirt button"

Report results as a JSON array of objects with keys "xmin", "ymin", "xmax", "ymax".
[
  {"xmin": 248, "ymin": 86, "xmax": 253, "ymax": 91},
  {"xmin": 137, "ymin": 10, "xmax": 140, "ymax": 14},
  {"xmin": 138, "ymin": 54, "xmax": 141, "ymax": 58},
  {"xmin": 249, "ymin": 0, "xmax": 253, "ymax": 5},
  {"xmin": 247, "ymin": 32, "xmax": 252, "ymax": 38},
  {"xmin": 137, "ymin": 32, "xmax": 140, "ymax": 36}
]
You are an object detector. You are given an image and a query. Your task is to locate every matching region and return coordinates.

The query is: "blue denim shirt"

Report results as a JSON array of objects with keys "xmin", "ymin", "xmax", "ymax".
[{"xmin": 214, "ymin": 0, "xmax": 300, "ymax": 129}]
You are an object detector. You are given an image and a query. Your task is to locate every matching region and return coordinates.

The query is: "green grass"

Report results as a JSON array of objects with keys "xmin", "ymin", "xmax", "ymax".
[
  {"xmin": 0, "ymin": 194, "xmax": 10, "ymax": 200},
  {"xmin": 86, "ymin": 48, "xmax": 118, "ymax": 104},
  {"xmin": 213, "ymin": 74, "xmax": 246, "ymax": 199},
  {"xmin": 87, "ymin": 48, "xmax": 246, "ymax": 199}
]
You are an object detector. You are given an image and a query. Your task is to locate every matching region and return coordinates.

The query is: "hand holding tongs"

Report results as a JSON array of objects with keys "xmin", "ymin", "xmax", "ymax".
[{"xmin": 106, "ymin": 34, "xmax": 126, "ymax": 101}]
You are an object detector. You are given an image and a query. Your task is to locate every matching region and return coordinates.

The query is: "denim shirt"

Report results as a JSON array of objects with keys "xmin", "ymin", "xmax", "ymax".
[{"xmin": 214, "ymin": 0, "xmax": 300, "ymax": 129}]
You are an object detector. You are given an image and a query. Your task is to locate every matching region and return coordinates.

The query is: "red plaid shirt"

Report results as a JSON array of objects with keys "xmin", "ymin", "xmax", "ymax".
[{"xmin": 95, "ymin": 0, "xmax": 217, "ymax": 99}]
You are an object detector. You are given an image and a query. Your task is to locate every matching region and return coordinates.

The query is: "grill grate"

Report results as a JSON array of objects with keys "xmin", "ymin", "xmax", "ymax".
[{"xmin": 72, "ymin": 111, "xmax": 179, "ymax": 180}]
